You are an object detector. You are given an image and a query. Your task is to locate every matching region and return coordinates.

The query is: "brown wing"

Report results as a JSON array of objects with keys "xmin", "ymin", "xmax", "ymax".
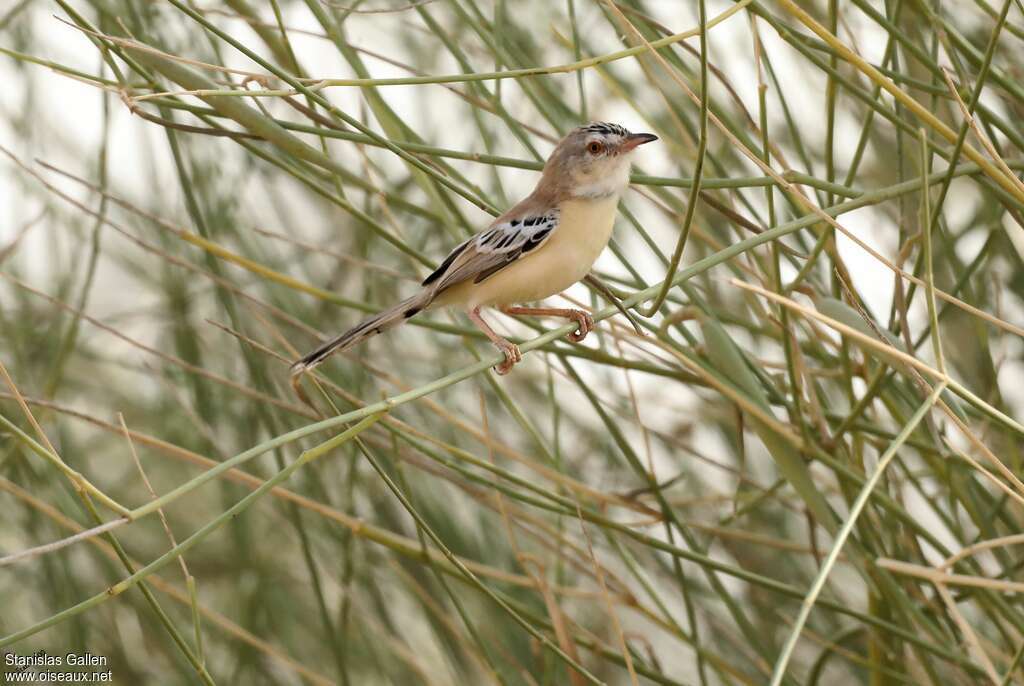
[{"xmin": 424, "ymin": 209, "xmax": 560, "ymax": 295}]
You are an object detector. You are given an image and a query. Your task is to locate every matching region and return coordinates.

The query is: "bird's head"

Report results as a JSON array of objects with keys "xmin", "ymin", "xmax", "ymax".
[{"xmin": 540, "ymin": 122, "xmax": 658, "ymax": 200}]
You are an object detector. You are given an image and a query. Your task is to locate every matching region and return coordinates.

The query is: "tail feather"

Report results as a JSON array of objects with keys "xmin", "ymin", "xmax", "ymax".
[{"xmin": 291, "ymin": 293, "xmax": 429, "ymax": 376}]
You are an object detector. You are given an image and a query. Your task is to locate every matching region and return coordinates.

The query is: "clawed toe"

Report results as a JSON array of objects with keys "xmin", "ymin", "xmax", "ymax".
[
  {"xmin": 567, "ymin": 310, "xmax": 594, "ymax": 343},
  {"xmin": 494, "ymin": 341, "xmax": 522, "ymax": 375}
]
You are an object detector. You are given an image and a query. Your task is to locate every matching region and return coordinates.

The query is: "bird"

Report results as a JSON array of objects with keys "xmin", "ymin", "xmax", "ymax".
[{"xmin": 290, "ymin": 122, "xmax": 658, "ymax": 384}]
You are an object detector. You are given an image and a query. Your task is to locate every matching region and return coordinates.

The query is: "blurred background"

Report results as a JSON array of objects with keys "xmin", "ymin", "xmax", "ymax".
[{"xmin": 2, "ymin": 0, "xmax": 1024, "ymax": 684}]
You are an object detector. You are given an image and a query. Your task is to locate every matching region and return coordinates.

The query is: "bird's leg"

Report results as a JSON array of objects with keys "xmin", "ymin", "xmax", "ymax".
[
  {"xmin": 468, "ymin": 306, "xmax": 521, "ymax": 375},
  {"xmin": 501, "ymin": 306, "xmax": 594, "ymax": 343}
]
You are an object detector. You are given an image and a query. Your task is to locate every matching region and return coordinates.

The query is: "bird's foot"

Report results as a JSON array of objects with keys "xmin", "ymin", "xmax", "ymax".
[
  {"xmin": 493, "ymin": 338, "xmax": 522, "ymax": 375},
  {"xmin": 566, "ymin": 309, "xmax": 594, "ymax": 343}
]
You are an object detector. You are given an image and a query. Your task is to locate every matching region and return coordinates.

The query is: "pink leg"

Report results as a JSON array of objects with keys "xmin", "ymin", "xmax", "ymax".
[
  {"xmin": 501, "ymin": 306, "xmax": 594, "ymax": 343},
  {"xmin": 468, "ymin": 307, "xmax": 521, "ymax": 375}
]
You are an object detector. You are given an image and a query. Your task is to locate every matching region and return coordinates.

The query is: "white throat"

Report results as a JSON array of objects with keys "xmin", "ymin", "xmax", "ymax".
[{"xmin": 572, "ymin": 157, "xmax": 632, "ymax": 199}]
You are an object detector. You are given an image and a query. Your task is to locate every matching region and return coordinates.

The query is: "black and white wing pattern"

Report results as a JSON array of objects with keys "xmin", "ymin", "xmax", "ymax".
[{"xmin": 421, "ymin": 209, "xmax": 560, "ymax": 292}]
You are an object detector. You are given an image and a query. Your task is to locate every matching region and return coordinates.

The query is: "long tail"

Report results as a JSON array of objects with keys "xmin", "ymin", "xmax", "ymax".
[{"xmin": 290, "ymin": 292, "xmax": 430, "ymax": 378}]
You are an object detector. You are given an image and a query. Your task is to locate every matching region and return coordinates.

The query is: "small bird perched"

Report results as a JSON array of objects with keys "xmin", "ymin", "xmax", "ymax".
[{"xmin": 291, "ymin": 122, "xmax": 657, "ymax": 382}]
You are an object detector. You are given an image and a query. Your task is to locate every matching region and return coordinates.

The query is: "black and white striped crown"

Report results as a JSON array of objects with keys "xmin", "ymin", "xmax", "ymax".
[{"xmin": 580, "ymin": 122, "xmax": 630, "ymax": 137}]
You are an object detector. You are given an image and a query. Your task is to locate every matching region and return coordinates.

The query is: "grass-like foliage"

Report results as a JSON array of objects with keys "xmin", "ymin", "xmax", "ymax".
[{"xmin": 3, "ymin": 0, "xmax": 1024, "ymax": 684}]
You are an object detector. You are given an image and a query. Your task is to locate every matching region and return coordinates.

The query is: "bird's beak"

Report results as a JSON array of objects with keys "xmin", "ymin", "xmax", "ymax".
[{"xmin": 620, "ymin": 132, "xmax": 659, "ymax": 152}]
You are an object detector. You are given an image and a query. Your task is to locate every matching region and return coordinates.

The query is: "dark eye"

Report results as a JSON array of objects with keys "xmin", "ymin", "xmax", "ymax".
[{"xmin": 587, "ymin": 141, "xmax": 604, "ymax": 154}]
